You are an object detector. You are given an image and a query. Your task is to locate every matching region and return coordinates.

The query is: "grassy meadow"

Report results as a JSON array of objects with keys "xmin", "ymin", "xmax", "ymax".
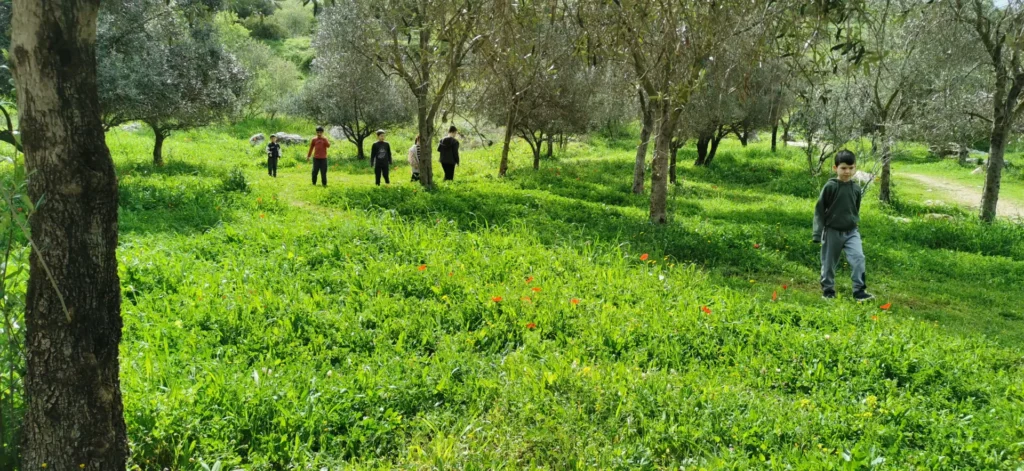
[{"xmin": 3, "ymin": 119, "xmax": 1024, "ymax": 469}]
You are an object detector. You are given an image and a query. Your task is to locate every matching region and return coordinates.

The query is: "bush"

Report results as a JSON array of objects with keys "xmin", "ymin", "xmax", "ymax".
[
  {"xmin": 221, "ymin": 167, "xmax": 250, "ymax": 193},
  {"xmin": 243, "ymin": 16, "xmax": 287, "ymax": 41},
  {"xmin": 269, "ymin": 0, "xmax": 313, "ymax": 37}
]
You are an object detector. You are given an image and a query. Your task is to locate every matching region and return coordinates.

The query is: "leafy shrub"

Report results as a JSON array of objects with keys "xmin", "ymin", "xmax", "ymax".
[{"xmin": 221, "ymin": 167, "xmax": 250, "ymax": 193}]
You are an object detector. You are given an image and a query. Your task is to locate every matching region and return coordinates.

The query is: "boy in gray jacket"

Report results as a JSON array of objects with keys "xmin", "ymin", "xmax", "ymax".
[{"xmin": 813, "ymin": 150, "xmax": 874, "ymax": 301}]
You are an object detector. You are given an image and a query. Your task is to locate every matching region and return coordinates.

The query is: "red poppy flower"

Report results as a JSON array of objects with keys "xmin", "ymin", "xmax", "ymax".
[
  {"xmin": 640, "ymin": 253, "xmax": 649, "ymax": 261},
  {"xmin": 531, "ymin": 287, "xmax": 542, "ymax": 292},
  {"xmin": 701, "ymin": 305, "xmax": 711, "ymax": 314},
  {"xmin": 880, "ymin": 303, "xmax": 892, "ymax": 310},
  {"xmin": 772, "ymin": 291, "xmax": 778, "ymax": 301},
  {"xmin": 754, "ymin": 243, "xmax": 761, "ymax": 249},
  {"xmin": 418, "ymin": 264, "xmax": 427, "ymax": 271},
  {"xmin": 491, "ymin": 297, "xmax": 503, "ymax": 303},
  {"xmin": 525, "ymin": 276, "xmax": 534, "ymax": 284},
  {"xmin": 782, "ymin": 284, "xmax": 788, "ymax": 290},
  {"xmin": 526, "ymin": 322, "xmax": 537, "ymax": 330},
  {"xmin": 571, "ymin": 298, "xmax": 580, "ymax": 305}
]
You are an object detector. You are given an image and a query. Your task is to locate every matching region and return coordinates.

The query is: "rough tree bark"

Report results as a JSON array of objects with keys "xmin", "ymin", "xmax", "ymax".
[
  {"xmin": 878, "ymin": 133, "xmax": 893, "ymax": 204},
  {"xmin": 632, "ymin": 90, "xmax": 653, "ymax": 194},
  {"xmin": 980, "ymin": 70, "xmax": 1020, "ymax": 222},
  {"xmin": 649, "ymin": 103, "xmax": 680, "ymax": 224},
  {"xmin": 11, "ymin": 1, "xmax": 128, "ymax": 470},
  {"xmin": 499, "ymin": 99, "xmax": 519, "ymax": 177},
  {"xmin": 771, "ymin": 121, "xmax": 779, "ymax": 153},
  {"xmin": 151, "ymin": 125, "xmax": 166, "ymax": 166}
]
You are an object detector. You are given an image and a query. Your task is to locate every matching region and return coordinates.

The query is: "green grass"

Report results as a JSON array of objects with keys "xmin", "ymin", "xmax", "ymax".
[{"xmin": 4, "ymin": 121, "xmax": 1024, "ymax": 469}]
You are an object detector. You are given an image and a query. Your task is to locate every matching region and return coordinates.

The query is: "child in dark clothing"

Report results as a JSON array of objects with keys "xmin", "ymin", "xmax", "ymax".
[
  {"xmin": 266, "ymin": 134, "xmax": 281, "ymax": 177},
  {"xmin": 437, "ymin": 126, "xmax": 460, "ymax": 181},
  {"xmin": 370, "ymin": 129, "xmax": 392, "ymax": 186},
  {"xmin": 813, "ymin": 150, "xmax": 874, "ymax": 301}
]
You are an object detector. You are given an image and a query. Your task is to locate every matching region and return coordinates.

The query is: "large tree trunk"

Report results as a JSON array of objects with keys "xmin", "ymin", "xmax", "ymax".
[
  {"xmin": 633, "ymin": 91, "xmax": 653, "ymax": 194},
  {"xmin": 499, "ymin": 103, "xmax": 517, "ymax": 177},
  {"xmin": 878, "ymin": 134, "xmax": 892, "ymax": 204},
  {"xmin": 694, "ymin": 134, "xmax": 710, "ymax": 166},
  {"xmin": 151, "ymin": 125, "xmax": 166, "ymax": 166},
  {"xmin": 533, "ymin": 147, "xmax": 541, "ymax": 170},
  {"xmin": 416, "ymin": 95, "xmax": 435, "ymax": 189},
  {"xmin": 11, "ymin": 1, "xmax": 128, "ymax": 470},
  {"xmin": 649, "ymin": 104, "xmax": 679, "ymax": 224},
  {"xmin": 771, "ymin": 121, "xmax": 779, "ymax": 153},
  {"xmin": 355, "ymin": 136, "xmax": 367, "ymax": 160},
  {"xmin": 982, "ymin": 117, "xmax": 1010, "ymax": 222},
  {"xmin": 669, "ymin": 144, "xmax": 679, "ymax": 185},
  {"xmin": 704, "ymin": 131, "xmax": 723, "ymax": 167}
]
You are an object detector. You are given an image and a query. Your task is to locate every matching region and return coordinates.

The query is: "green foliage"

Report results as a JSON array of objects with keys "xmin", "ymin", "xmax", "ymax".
[
  {"xmin": 243, "ymin": 15, "xmax": 288, "ymax": 40},
  {"xmin": 5, "ymin": 119, "xmax": 1024, "ymax": 469}
]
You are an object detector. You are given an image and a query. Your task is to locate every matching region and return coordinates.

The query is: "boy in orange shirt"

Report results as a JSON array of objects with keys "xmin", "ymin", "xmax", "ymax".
[{"xmin": 306, "ymin": 126, "xmax": 330, "ymax": 186}]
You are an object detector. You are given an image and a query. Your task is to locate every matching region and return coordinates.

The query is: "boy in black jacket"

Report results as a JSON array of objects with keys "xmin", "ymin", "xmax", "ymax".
[
  {"xmin": 370, "ymin": 129, "xmax": 392, "ymax": 186},
  {"xmin": 813, "ymin": 150, "xmax": 874, "ymax": 301},
  {"xmin": 266, "ymin": 134, "xmax": 281, "ymax": 177},
  {"xmin": 437, "ymin": 125, "xmax": 460, "ymax": 181}
]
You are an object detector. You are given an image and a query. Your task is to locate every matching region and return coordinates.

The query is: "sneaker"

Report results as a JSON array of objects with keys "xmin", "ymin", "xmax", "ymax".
[
  {"xmin": 853, "ymin": 291, "xmax": 875, "ymax": 302},
  {"xmin": 822, "ymin": 291, "xmax": 836, "ymax": 299}
]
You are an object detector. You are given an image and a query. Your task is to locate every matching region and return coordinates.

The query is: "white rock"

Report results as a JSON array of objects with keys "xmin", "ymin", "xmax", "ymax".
[{"xmin": 249, "ymin": 133, "xmax": 265, "ymax": 146}]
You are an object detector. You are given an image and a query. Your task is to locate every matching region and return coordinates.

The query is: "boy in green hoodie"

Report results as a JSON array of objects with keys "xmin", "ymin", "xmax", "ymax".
[{"xmin": 813, "ymin": 150, "xmax": 874, "ymax": 301}]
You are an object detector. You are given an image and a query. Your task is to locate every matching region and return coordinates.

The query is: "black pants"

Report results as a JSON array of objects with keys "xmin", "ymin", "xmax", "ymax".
[
  {"xmin": 442, "ymin": 163, "xmax": 456, "ymax": 181},
  {"xmin": 375, "ymin": 165, "xmax": 390, "ymax": 186},
  {"xmin": 267, "ymin": 157, "xmax": 278, "ymax": 177},
  {"xmin": 311, "ymin": 158, "xmax": 327, "ymax": 186}
]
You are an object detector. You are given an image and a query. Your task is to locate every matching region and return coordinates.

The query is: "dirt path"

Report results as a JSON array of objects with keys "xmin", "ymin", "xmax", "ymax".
[{"xmin": 902, "ymin": 173, "xmax": 1024, "ymax": 219}]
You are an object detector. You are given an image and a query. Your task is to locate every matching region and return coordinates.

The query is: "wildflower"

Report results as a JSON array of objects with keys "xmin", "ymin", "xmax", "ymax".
[
  {"xmin": 880, "ymin": 302, "xmax": 892, "ymax": 310},
  {"xmin": 257, "ymin": 197, "xmax": 263, "ymax": 204},
  {"xmin": 640, "ymin": 253, "xmax": 649, "ymax": 261},
  {"xmin": 754, "ymin": 243, "xmax": 761, "ymax": 249},
  {"xmin": 531, "ymin": 287, "xmax": 542, "ymax": 292},
  {"xmin": 782, "ymin": 284, "xmax": 788, "ymax": 290},
  {"xmin": 525, "ymin": 276, "xmax": 534, "ymax": 284},
  {"xmin": 418, "ymin": 264, "xmax": 427, "ymax": 271},
  {"xmin": 526, "ymin": 322, "xmax": 537, "ymax": 330},
  {"xmin": 772, "ymin": 291, "xmax": 778, "ymax": 302},
  {"xmin": 871, "ymin": 315, "xmax": 879, "ymax": 321},
  {"xmin": 824, "ymin": 334, "xmax": 831, "ymax": 340},
  {"xmin": 521, "ymin": 296, "xmax": 532, "ymax": 302},
  {"xmin": 259, "ymin": 213, "xmax": 265, "ymax": 219},
  {"xmin": 492, "ymin": 296, "xmax": 503, "ymax": 303},
  {"xmin": 701, "ymin": 305, "xmax": 711, "ymax": 314},
  {"xmin": 571, "ymin": 298, "xmax": 580, "ymax": 305}
]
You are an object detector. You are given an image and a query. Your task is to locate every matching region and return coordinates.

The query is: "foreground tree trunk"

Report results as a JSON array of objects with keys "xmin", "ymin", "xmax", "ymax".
[
  {"xmin": 499, "ymin": 102, "xmax": 518, "ymax": 177},
  {"xmin": 416, "ymin": 96, "xmax": 435, "ymax": 188},
  {"xmin": 669, "ymin": 145, "xmax": 679, "ymax": 185},
  {"xmin": 149, "ymin": 123, "xmax": 166, "ymax": 166},
  {"xmin": 878, "ymin": 134, "xmax": 892, "ymax": 204},
  {"xmin": 355, "ymin": 136, "xmax": 367, "ymax": 160},
  {"xmin": 771, "ymin": 121, "xmax": 779, "ymax": 153},
  {"xmin": 633, "ymin": 91, "xmax": 653, "ymax": 194},
  {"xmin": 11, "ymin": 0, "xmax": 128, "ymax": 469},
  {"xmin": 649, "ymin": 103, "xmax": 680, "ymax": 224},
  {"xmin": 982, "ymin": 113, "xmax": 1010, "ymax": 222}
]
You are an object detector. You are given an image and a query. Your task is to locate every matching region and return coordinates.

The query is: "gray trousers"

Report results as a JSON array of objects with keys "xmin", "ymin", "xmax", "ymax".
[{"xmin": 820, "ymin": 227, "xmax": 867, "ymax": 294}]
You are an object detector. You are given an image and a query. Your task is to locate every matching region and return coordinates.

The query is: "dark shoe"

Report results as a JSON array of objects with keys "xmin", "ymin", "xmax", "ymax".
[
  {"xmin": 853, "ymin": 291, "xmax": 875, "ymax": 302},
  {"xmin": 822, "ymin": 291, "xmax": 836, "ymax": 299}
]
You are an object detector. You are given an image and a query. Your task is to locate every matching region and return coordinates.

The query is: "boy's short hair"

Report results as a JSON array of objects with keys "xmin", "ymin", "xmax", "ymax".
[
  {"xmin": 376, "ymin": 129, "xmax": 386, "ymax": 136},
  {"xmin": 315, "ymin": 126, "xmax": 324, "ymax": 133},
  {"xmin": 448, "ymin": 125, "xmax": 457, "ymax": 133},
  {"xmin": 835, "ymin": 149, "xmax": 856, "ymax": 166},
  {"xmin": 270, "ymin": 134, "xmax": 278, "ymax": 139}
]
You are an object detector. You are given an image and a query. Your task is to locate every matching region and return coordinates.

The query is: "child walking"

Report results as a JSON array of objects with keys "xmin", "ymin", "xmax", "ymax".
[
  {"xmin": 306, "ymin": 126, "xmax": 330, "ymax": 187},
  {"xmin": 813, "ymin": 150, "xmax": 874, "ymax": 301},
  {"xmin": 266, "ymin": 134, "xmax": 280, "ymax": 177},
  {"xmin": 408, "ymin": 135, "xmax": 421, "ymax": 182},
  {"xmin": 370, "ymin": 129, "xmax": 392, "ymax": 186}
]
